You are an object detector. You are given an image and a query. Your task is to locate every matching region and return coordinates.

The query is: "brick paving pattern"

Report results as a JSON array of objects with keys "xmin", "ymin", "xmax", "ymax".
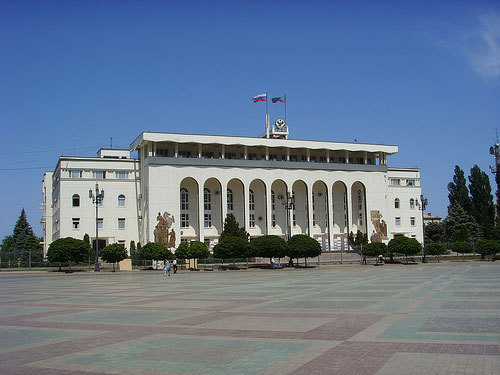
[{"xmin": 0, "ymin": 262, "xmax": 498, "ymax": 374}]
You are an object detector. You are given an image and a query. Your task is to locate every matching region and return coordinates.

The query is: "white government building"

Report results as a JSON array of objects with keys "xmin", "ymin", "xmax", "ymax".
[{"xmin": 41, "ymin": 120, "xmax": 423, "ymax": 256}]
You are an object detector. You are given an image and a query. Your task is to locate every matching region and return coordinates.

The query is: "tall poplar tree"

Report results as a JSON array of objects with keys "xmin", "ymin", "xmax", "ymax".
[
  {"xmin": 469, "ymin": 165, "xmax": 495, "ymax": 239},
  {"xmin": 447, "ymin": 166, "xmax": 472, "ymax": 215}
]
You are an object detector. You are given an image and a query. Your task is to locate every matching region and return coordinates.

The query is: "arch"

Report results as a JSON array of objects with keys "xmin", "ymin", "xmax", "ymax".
[
  {"xmin": 312, "ymin": 181, "xmax": 328, "ymax": 248},
  {"xmin": 331, "ymin": 181, "xmax": 348, "ymax": 250},
  {"xmin": 291, "ymin": 180, "xmax": 308, "ymax": 236},
  {"xmin": 394, "ymin": 198, "xmax": 400, "ymax": 209},
  {"xmin": 249, "ymin": 179, "xmax": 267, "ymax": 236},
  {"xmin": 409, "ymin": 198, "xmax": 415, "ymax": 209},
  {"xmin": 118, "ymin": 194, "xmax": 126, "ymax": 207},
  {"xmin": 203, "ymin": 178, "xmax": 223, "ymax": 237},
  {"xmin": 270, "ymin": 179, "xmax": 288, "ymax": 236},
  {"xmin": 72, "ymin": 194, "xmax": 80, "ymax": 207},
  {"xmin": 180, "ymin": 177, "xmax": 199, "ymax": 241},
  {"xmin": 227, "ymin": 178, "xmax": 245, "ymax": 228},
  {"xmin": 351, "ymin": 181, "xmax": 367, "ymax": 235}
]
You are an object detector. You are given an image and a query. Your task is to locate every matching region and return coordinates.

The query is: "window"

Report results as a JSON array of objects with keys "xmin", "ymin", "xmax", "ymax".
[
  {"xmin": 407, "ymin": 179, "xmax": 416, "ymax": 186},
  {"xmin": 204, "ymin": 213, "xmax": 212, "ymax": 228},
  {"xmin": 178, "ymin": 150, "xmax": 191, "ymax": 158},
  {"xmin": 248, "ymin": 153, "xmax": 257, "ymax": 160},
  {"xmin": 249, "ymin": 189, "xmax": 255, "ymax": 227},
  {"xmin": 292, "ymin": 191, "xmax": 297, "ymax": 227},
  {"xmin": 116, "ymin": 171, "xmax": 128, "ymax": 179},
  {"xmin": 410, "ymin": 217, "xmax": 416, "ymax": 226},
  {"xmin": 320, "ymin": 156, "xmax": 326, "ymax": 163},
  {"xmin": 343, "ymin": 192, "xmax": 347, "ymax": 227},
  {"xmin": 225, "ymin": 152, "xmax": 236, "ymax": 159},
  {"xmin": 271, "ymin": 190, "xmax": 276, "ymax": 227},
  {"xmin": 93, "ymin": 170, "xmax": 106, "ymax": 179},
  {"xmin": 118, "ymin": 218, "xmax": 126, "ymax": 229},
  {"xmin": 72, "ymin": 194, "xmax": 80, "ymax": 207},
  {"xmin": 290, "ymin": 155, "xmax": 297, "ymax": 162},
  {"xmin": 227, "ymin": 189, "xmax": 233, "ymax": 211},
  {"xmin": 180, "ymin": 188, "xmax": 189, "ymax": 210},
  {"xmin": 70, "ymin": 170, "xmax": 82, "ymax": 178},
  {"xmin": 395, "ymin": 217, "xmax": 401, "ymax": 226},
  {"xmin": 97, "ymin": 218, "xmax": 103, "ymax": 229},
  {"xmin": 118, "ymin": 194, "xmax": 126, "ymax": 207},
  {"xmin": 367, "ymin": 158, "xmax": 372, "ymax": 165},
  {"xmin": 357, "ymin": 157, "xmax": 364, "ymax": 164},
  {"xmin": 410, "ymin": 198, "xmax": 415, "ymax": 209},
  {"xmin": 204, "ymin": 188, "xmax": 211, "ymax": 211},
  {"xmin": 310, "ymin": 156, "xmax": 316, "ymax": 163},
  {"xmin": 181, "ymin": 213, "xmax": 189, "ymax": 228},
  {"xmin": 269, "ymin": 154, "xmax": 278, "ymax": 161},
  {"xmin": 338, "ymin": 157, "xmax": 346, "ymax": 163},
  {"xmin": 156, "ymin": 148, "xmax": 168, "ymax": 157},
  {"xmin": 391, "ymin": 178, "xmax": 400, "ymax": 186},
  {"xmin": 394, "ymin": 198, "xmax": 400, "ymax": 209},
  {"xmin": 358, "ymin": 190, "xmax": 363, "ymax": 226},
  {"xmin": 118, "ymin": 240, "xmax": 126, "ymax": 247},
  {"xmin": 202, "ymin": 151, "xmax": 214, "ymax": 159},
  {"xmin": 72, "ymin": 218, "xmax": 80, "ymax": 229}
]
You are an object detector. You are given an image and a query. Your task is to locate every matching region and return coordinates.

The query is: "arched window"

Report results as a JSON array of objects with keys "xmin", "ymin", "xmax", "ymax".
[
  {"xmin": 358, "ymin": 190, "xmax": 363, "ymax": 226},
  {"xmin": 118, "ymin": 194, "xmax": 125, "ymax": 207},
  {"xmin": 181, "ymin": 188, "xmax": 189, "ymax": 210},
  {"xmin": 271, "ymin": 190, "xmax": 276, "ymax": 227},
  {"xmin": 292, "ymin": 191, "xmax": 297, "ymax": 227},
  {"xmin": 227, "ymin": 189, "xmax": 233, "ymax": 211},
  {"xmin": 394, "ymin": 198, "xmax": 400, "ymax": 209},
  {"xmin": 312, "ymin": 193, "xmax": 316, "ymax": 226},
  {"xmin": 409, "ymin": 198, "xmax": 415, "ymax": 209},
  {"xmin": 249, "ymin": 189, "xmax": 255, "ymax": 227},
  {"xmin": 72, "ymin": 194, "xmax": 80, "ymax": 207}
]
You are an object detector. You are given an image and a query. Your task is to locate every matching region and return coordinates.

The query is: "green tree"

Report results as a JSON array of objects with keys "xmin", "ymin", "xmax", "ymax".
[
  {"xmin": 0, "ymin": 236, "xmax": 13, "ymax": 267},
  {"xmin": 188, "ymin": 241, "xmax": 210, "ymax": 260},
  {"xmin": 19, "ymin": 236, "xmax": 43, "ymax": 267},
  {"xmin": 444, "ymin": 203, "xmax": 480, "ymax": 242},
  {"xmin": 10, "ymin": 209, "xmax": 40, "ymax": 268},
  {"xmin": 447, "ymin": 165, "xmax": 472, "ymax": 215},
  {"xmin": 47, "ymin": 237, "xmax": 92, "ymax": 271},
  {"xmin": 139, "ymin": 242, "xmax": 173, "ymax": 262},
  {"xmin": 451, "ymin": 241, "xmax": 473, "ymax": 261},
  {"xmin": 387, "ymin": 236, "xmax": 422, "ymax": 263},
  {"xmin": 476, "ymin": 239, "xmax": 500, "ymax": 261},
  {"xmin": 175, "ymin": 242, "xmax": 190, "ymax": 259},
  {"xmin": 469, "ymin": 165, "xmax": 496, "ymax": 239},
  {"xmin": 362, "ymin": 242, "xmax": 387, "ymax": 258},
  {"xmin": 129, "ymin": 240, "xmax": 137, "ymax": 263},
  {"xmin": 250, "ymin": 235, "xmax": 288, "ymax": 263},
  {"xmin": 213, "ymin": 236, "xmax": 250, "ymax": 261},
  {"xmin": 101, "ymin": 243, "xmax": 128, "ymax": 272},
  {"xmin": 287, "ymin": 234, "xmax": 322, "ymax": 267},
  {"xmin": 425, "ymin": 243, "xmax": 448, "ymax": 262},
  {"xmin": 424, "ymin": 222, "xmax": 445, "ymax": 244},
  {"xmin": 220, "ymin": 214, "xmax": 249, "ymax": 240}
]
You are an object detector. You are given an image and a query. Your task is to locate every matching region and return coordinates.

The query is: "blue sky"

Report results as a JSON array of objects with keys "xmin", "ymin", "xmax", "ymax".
[{"xmin": 1, "ymin": 0, "xmax": 499, "ymax": 239}]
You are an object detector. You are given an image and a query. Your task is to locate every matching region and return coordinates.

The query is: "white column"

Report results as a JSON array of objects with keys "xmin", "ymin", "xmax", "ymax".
[
  {"xmin": 346, "ymin": 184, "xmax": 353, "ymax": 244},
  {"xmin": 244, "ymin": 145, "xmax": 248, "ymax": 159},
  {"xmin": 306, "ymin": 149, "xmax": 310, "ymax": 162},
  {"xmin": 221, "ymin": 145, "xmax": 225, "ymax": 159},
  {"xmin": 198, "ymin": 144, "xmax": 202, "ymax": 158},
  {"xmin": 221, "ymin": 182, "xmax": 227, "ymax": 226},
  {"xmin": 266, "ymin": 182, "xmax": 272, "ymax": 234},
  {"xmin": 286, "ymin": 148, "xmax": 290, "ymax": 161},
  {"xmin": 244, "ymin": 182, "xmax": 250, "ymax": 231},
  {"xmin": 327, "ymin": 185, "xmax": 334, "ymax": 250},
  {"xmin": 265, "ymin": 146, "xmax": 269, "ymax": 160},
  {"xmin": 345, "ymin": 150, "xmax": 349, "ymax": 163},
  {"xmin": 153, "ymin": 142, "xmax": 156, "ymax": 156},
  {"xmin": 326, "ymin": 150, "xmax": 330, "ymax": 163},
  {"xmin": 364, "ymin": 151, "xmax": 368, "ymax": 164},
  {"xmin": 174, "ymin": 143, "xmax": 178, "ymax": 158}
]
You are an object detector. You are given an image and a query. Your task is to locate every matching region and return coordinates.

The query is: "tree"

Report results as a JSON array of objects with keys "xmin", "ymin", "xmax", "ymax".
[
  {"xmin": 139, "ymin": 242, "xmax": 173, "ymax": 262},
  {"xmin": 175, "ymin": 242, "xmax": 190, "ymax": 259},
  {"xmin": 424, "ymin": 222, "xmax": 445, "ymax": 244},
  {"xmin": 469, "ymin": 165, "xmax": 496, "ymax": 239},
  {"xmin": 0, "ymin": 236, "xmax": 13, "ymax": 267},
  {"xmin": 425, "ymin": 243, "xmax": 448, "ymax": 262},
  {"xmin": 129, "ymin": 240, "xmax": 138, "ymax": 264},
  {"xmin": 387, "ymin": 236, "xmax": 422, "ymax": 263},
  {"xmin": 19, "ymin": 236, "xmax": 43, "ymax": 267},
  {"xmin": 220, "ymin": 214, "xmax": 249, "ymax": 240},
  {"xmin": 447, "ymin": 165, "xmax": 472, "ymax": 215},
  {"xmin": 362, "ymin": 242, "xmax": 387, "ymax": 258},
  {"xmin": 47, "ymin": 237, "xmax": 92, "ymax": 271},
  {"xmin": 213, "ymin": 236, "xmax": 250, "ymax": 261},
  {"xmin": 250, "ymin": 235, "xmax": 288, "ymax": 262},
  {"xmin": 101, "ymin": 243, "xmax": 128, "ymax": 272},
  {"xmin": 452, "ymin": 241, "xmax": 473, "ymax": 261},
  {"xmin": 9, "ymin": 209, "xmax": 40, "ymax": 268},
  {"xmin": 444, "ymin": 203, "xmax": 480, "ymax": 242},
  {"xmin": 188, "ymin": 241, "xmax": 210, "ymax": 260},
  {"xmin": 287, "ymin": 235, "xmax": 322, "ymax": 267},
  {"xmin": 476, "ymin": 239, "xmax": 500, "ymax": 261}
]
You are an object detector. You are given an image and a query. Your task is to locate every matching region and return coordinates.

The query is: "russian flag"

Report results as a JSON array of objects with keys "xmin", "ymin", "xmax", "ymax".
[{"xmin": 252, "ymin": 93, "xmax": 267, "ymax": 103}]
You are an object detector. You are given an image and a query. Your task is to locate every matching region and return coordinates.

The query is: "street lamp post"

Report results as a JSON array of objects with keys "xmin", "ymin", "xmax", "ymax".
[
  {"xmin": 279, "ymin": 192, "xmax": 295, "ymax": 241},
  {"xmin": 89, "ymin": 183, "xmax": 104, "ymax": 272},
  {"xmin": 417, "ymin": 194, "xmax": 428, "ymax": 263}
]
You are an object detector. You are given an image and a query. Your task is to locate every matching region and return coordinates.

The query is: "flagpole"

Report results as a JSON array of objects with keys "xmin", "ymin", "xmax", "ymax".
[
  {"xmin": 284, "ymin": 94, "xmax": 287, "ymax": 122},
  {"xmin": 266, "ymin": 91, "xmax": 269, "ymax": 115}
]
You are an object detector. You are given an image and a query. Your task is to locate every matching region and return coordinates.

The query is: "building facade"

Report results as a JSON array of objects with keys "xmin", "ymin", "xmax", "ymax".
[{"xmin": 42, "ymin": 126, "xmax": 423, "ymax": 255}]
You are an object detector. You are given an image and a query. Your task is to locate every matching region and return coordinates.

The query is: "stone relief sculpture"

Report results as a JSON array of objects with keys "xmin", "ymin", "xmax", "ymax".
[
  {"xmin": 154, "ymin": 212, "xmax": 176, "ymax": 248},
  {"xmin": 370, "ymin": 210, "xmax": 387, "ymax": 242}
]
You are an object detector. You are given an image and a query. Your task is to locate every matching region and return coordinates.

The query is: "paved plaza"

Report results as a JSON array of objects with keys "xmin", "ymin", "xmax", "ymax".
[{"xmin": 0, "ymin": 262, "xmax": 499, "ymax": 375}]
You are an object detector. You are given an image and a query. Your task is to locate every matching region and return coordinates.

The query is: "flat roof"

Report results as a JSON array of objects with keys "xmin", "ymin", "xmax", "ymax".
[{"xmin": 130, "ymin": 131, "xmax": 399, "ymax": 155}]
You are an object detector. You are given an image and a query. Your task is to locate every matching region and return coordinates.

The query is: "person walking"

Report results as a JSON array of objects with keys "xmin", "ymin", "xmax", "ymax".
[
  {"xmin": 173, "ymin": 259, "xmax": 177, "ymax": 274},
  {"xmin": 163, "ymin": 260, "xmax": 171, "ymax": 277},
  {"xmin": 271, "ymin": 257, "xmax": 276, "ymax": 270}
]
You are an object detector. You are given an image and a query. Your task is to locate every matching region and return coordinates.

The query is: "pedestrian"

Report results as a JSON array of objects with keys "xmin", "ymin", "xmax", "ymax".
[
  {"xmin": 173, "ymin": 259, "xmax": 177, "ymax": 274},
  {"xmin": 362, "ymin": 256, "xmax": 367, "ymax": 265},
  {"xmin": 163, "ymin": 260, "xmax": 171, "ymax": 277},
  {"xmin": 271, "ymin": 257, "xmax": 275, "ymax": 270}
]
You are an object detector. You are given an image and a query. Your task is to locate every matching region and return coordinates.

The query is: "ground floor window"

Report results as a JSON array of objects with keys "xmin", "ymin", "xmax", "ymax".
[{"xmin": 204, "ymin": 213, "xmax": 212, "ymax": 228}]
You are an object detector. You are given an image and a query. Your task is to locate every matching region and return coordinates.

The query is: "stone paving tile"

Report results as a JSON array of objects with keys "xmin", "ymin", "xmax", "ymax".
[{"xmin": 0, "ymin": 263, "xmax": 498, "ymax": 375}]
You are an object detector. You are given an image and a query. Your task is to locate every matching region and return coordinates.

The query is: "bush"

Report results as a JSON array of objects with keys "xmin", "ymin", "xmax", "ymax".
[
  {"xmin": 476, "ymin": 239, "xmax": 500, "ymax": 260},
  {"xmin": 387, "ymin": 236, "xmax": 422, "ymax": 263},
  {"xmin": 139, "ymin": 242, "xmax": 173, "ymax": 261},
  {"xmin": 451, "ymin": 241, "xmax": 473, "ymax": 260},
  {"xmin": 213, "ymin": 236, "xmax": 250, "ymax": 260},
  {"xmin": 287, "ymin": 235, "xmax": 322, "ymax": 266},
  {"xmin": 362, "ymin": 242, "xmax": 387, "ymax": 257},
  {"xmin": 47, "ymin": 237, "xmax": 92, "ymax": 271},
  {"xmin": 101, "ymin": 243, "xmax": 128, "ymax": 272},
  {"xmin": 175, "ymin": 242, "xmax": 190, "ymax": 259},
  {"xmin": 189, "ymin": 241, "xmax": 210, "ymax": 259},
  {"xmin": 425, "ymin": 242, "xmax": 448, "ymax": 262},
  {"xmin": 250, "ymin": 235, "xmax": 287, "ymax": 259}
]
